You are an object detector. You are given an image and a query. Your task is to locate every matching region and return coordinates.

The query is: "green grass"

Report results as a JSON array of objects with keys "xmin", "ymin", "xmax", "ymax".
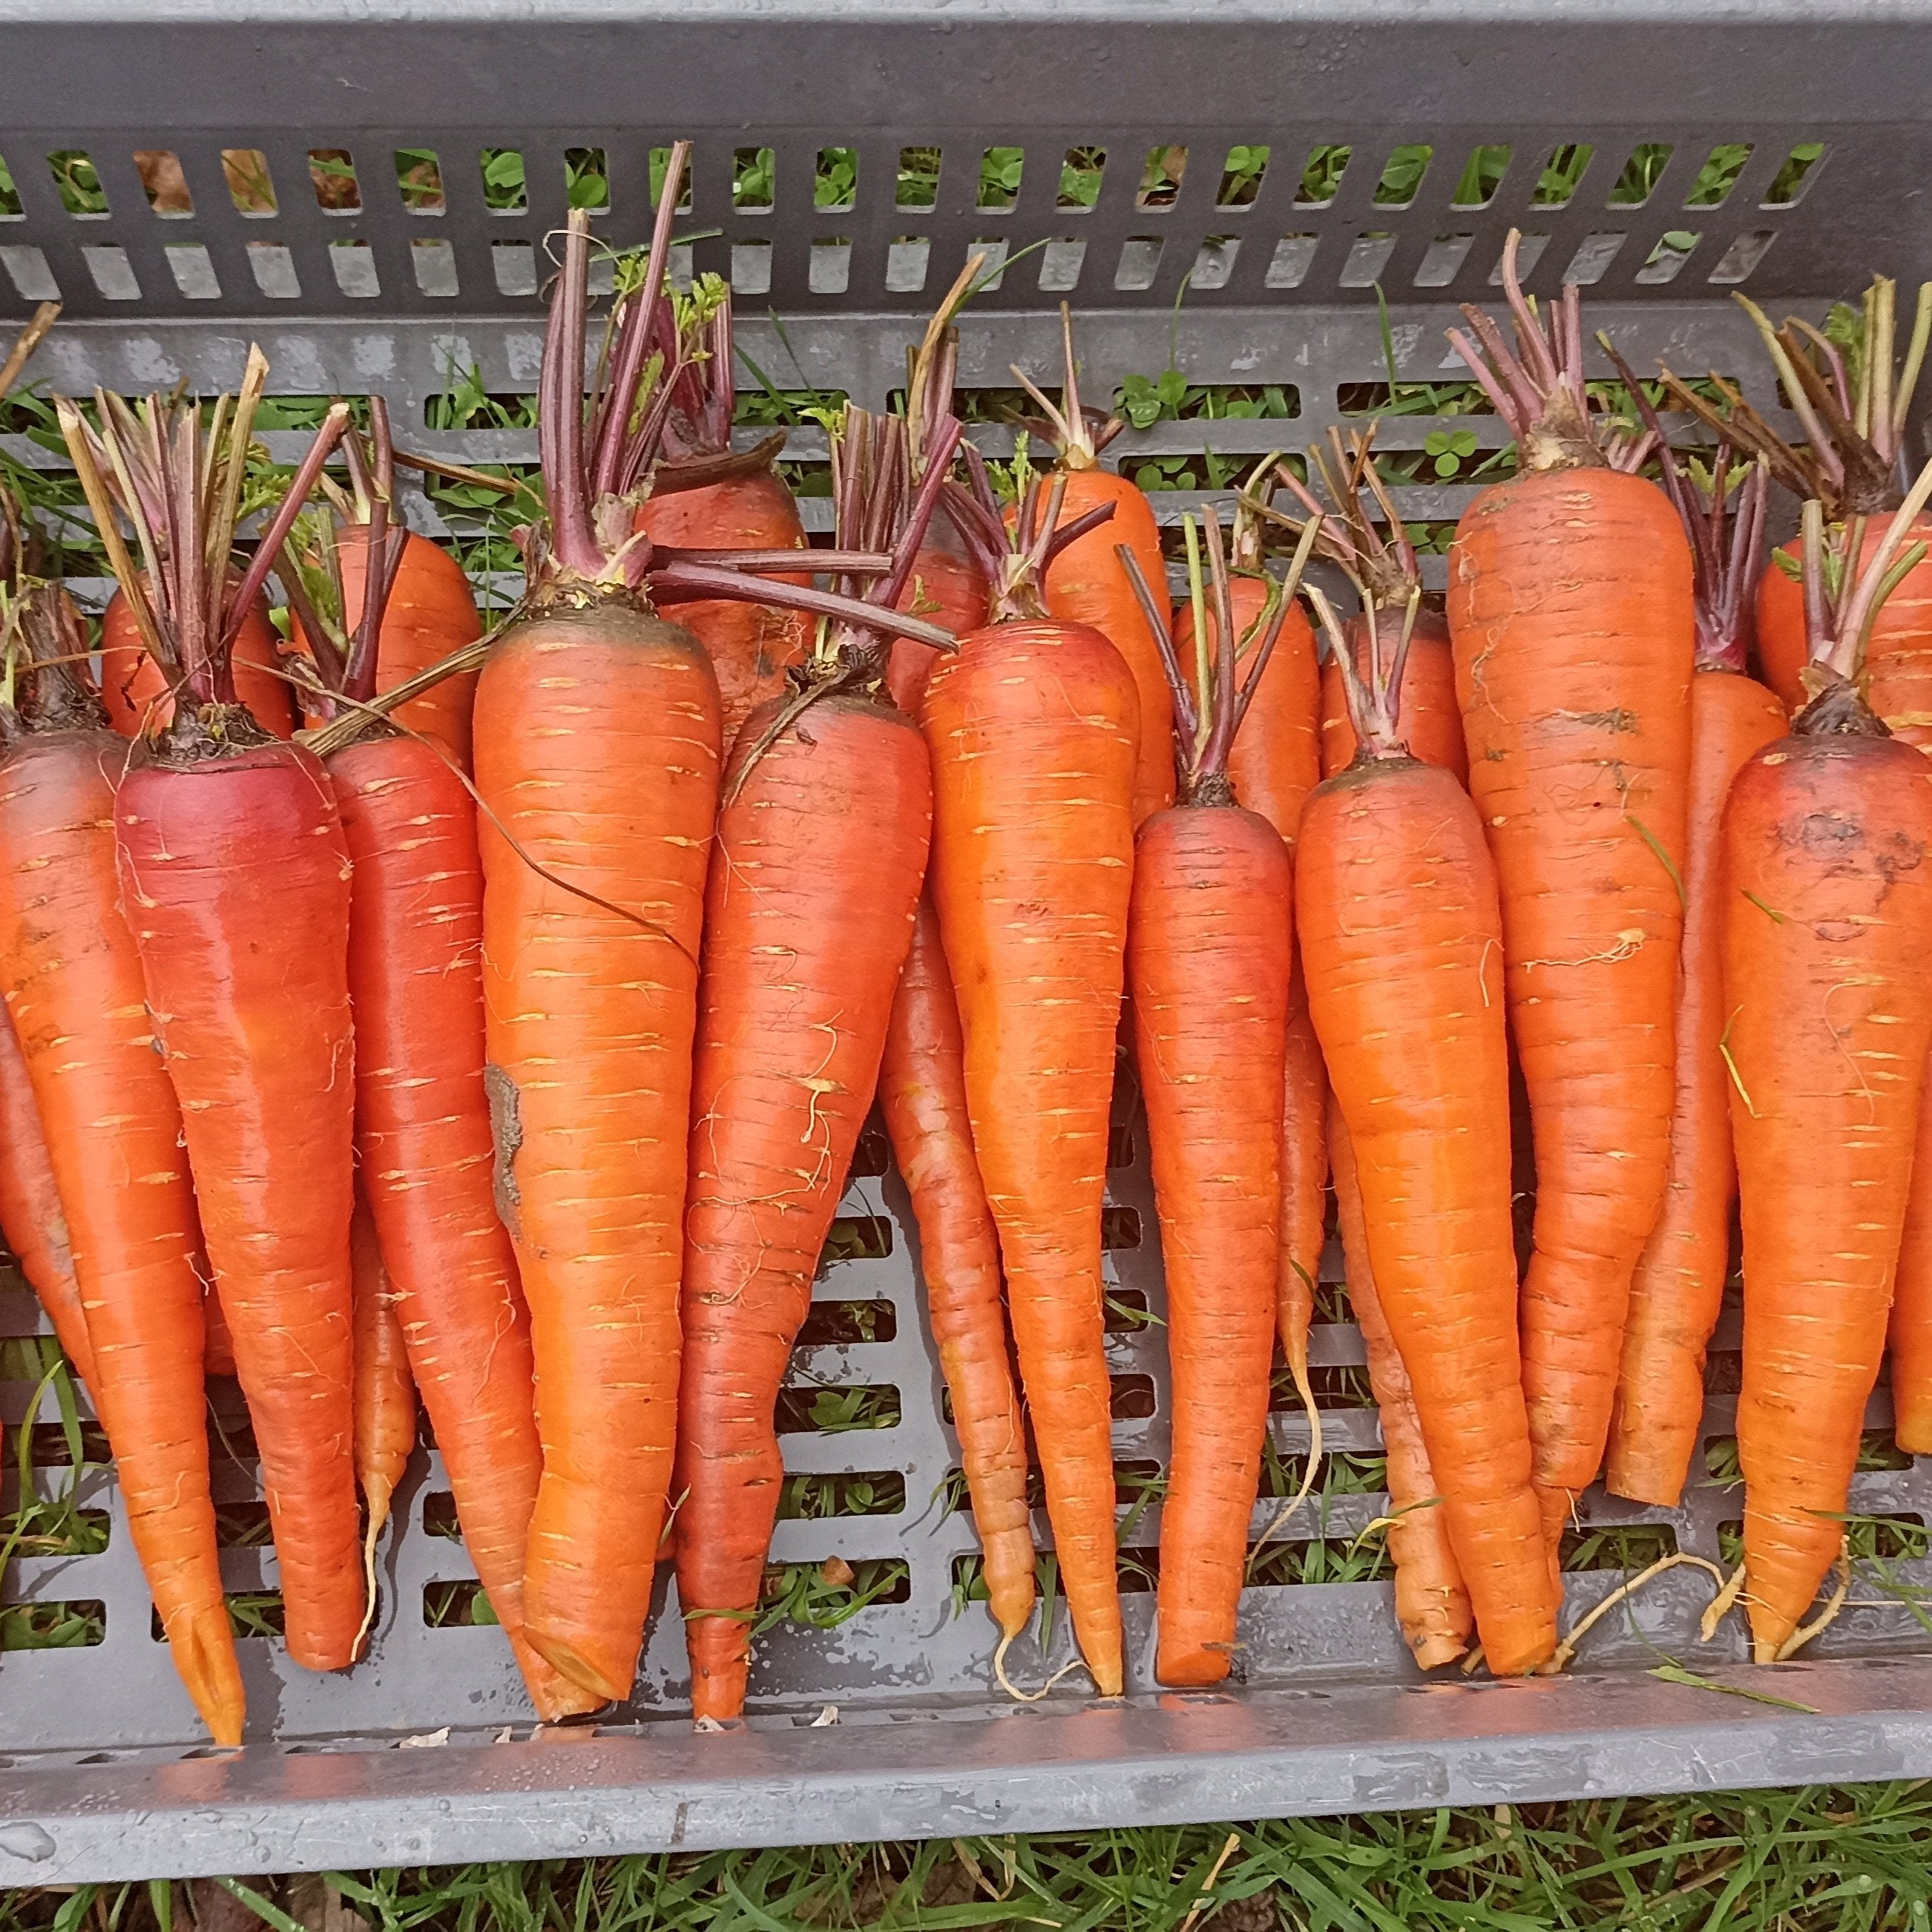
[{"xmin": 13, "ymin": 1784, "xmax": 1932, "ymax": 1931}]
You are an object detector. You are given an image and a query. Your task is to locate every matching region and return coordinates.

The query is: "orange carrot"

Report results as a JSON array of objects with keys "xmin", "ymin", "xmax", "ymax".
[
  {"xmin": 924, "ymin": 468, "xmax": 1137, "ymax": 1695},
  {"xmin": 1591, "ymin": 405, "xmax": 1787, "ymax": 1506},
  {"xmin": 873, "ymin": 311, "xmax": 1024, "ymax": 1640},
  {"xmin": 1012, "ymin": 306, "xmax": 1173, "ymax": 825},
  {"xmin": 351, "ymin": 1190, "xmax": 414, "ymax": 1560},
  {"xmin": 63, "ymin": 367, "xmax": 366, "ymax": 1675},
  {"xmin": 100, "ymin": 587, "xmax": 295, "ymax": 741},
  {"xmin": 1327, "ymin": 1100, "xmax": 1473, "ymax": 1669},
  {"xmin": 0, "ymin": 1002, "xmax": 91, "ymax": 1384},
  {"xmin": 1297, "ymin": 580, "xmax": 1557, "ymax": 1676},
  {"xmin": 1725, "ymin": 476, "xmax": 1932, "ymax": 1660},
  {"xmin": 0, "ymin": 562, "xmax": 240, "ymax": 1738},
  {"xmin": 634, "ymin": 279, "xmax": 811, "ymax": 748},
  {"xmin": 1446, "ymin": 239, "xmax": 1695, "ymax": 1545},
  {"xmin": 292, "ymin": 447, "xmax": 599, "ymax": 1718},
  {"xmin": 677, "ymin": 404, "xmax": 960, "ymax": 1719},
  {"xmin": 1123, "ymin": 511, "xmax": 1295, "ymax": 1685},
  {"xmin": 880, "ymin": 896, "xmax": 1034, "ymax": 1641}
]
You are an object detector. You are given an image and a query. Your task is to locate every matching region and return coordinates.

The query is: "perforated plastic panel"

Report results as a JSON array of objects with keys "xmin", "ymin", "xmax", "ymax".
[{"xmin": 5, "ymin": 0, "xmax": 1932, "ymax": 1885}]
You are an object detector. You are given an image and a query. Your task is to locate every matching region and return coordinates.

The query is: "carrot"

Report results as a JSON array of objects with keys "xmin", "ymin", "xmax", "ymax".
[
  {"xmin": 1012, "ymin": 305, "xmax": 1173, "ymax": 825},
  {"xmin": 1724, "ymin": 473, "xmax": 1932, "ymax": 1660},
  {"xmin": 1296, "ymin": 579, "xmax": 1557, "ymax": 1676},
  {"xmin": 1327, "ymin": 1100, "xmax": 1473, "ymax": 1670},
  {"xmin": 872, "ymin": 301, "xmax": 1023, "ymax": 1642},
  {"xmin": 1445, "ymin": 236, "xmax": 1695, "ymax": 1545},
  {"xmin": 0, "ymin": 556, "xmax": 240, "ymax": 1738},
  {"xmin": 62, "ymin": 366, "xmax": 367, "ymax": 1675},
  {"xmin": 295, "ymin": 442, "xmax": 600, "ymax": 1723},
  {"xmin": 922, "ymin": 466, "xmax": 1135, "ymax": 1696},
  {"xmin": 1120, "ymin": 509, "xmax": 1297, "ymax": 1686},
  {"xmin": 1672, "ymin": 281, "xmax": 1932, "ymax": 726},
  {"xmin": 634, "ymin": 277, "xmax": 811, "ymax": 749},
  {"xmin": 351, "ymin": 1189, "xmax": 414, "ymax": 1578},
  {"xmin": 676, "ymin": 403, "xmax": 961, "ymax": 1719},
  {"xmin": 1589, "ymin": 383, "xmax": 1788, "ymax": 1505},
  {"xmin": 101, "ymin": 586, "xmax": 295, "ymax": 740},
  {"xmin": 879, "ymin": 896, "xmax": 1034, "ymax": 1641}
]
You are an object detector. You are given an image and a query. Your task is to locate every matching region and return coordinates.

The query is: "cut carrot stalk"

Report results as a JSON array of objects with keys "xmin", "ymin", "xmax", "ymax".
[
  {"xmin": 1725, "ymin": 473, "xmax": 1932, "ymax": 1661},
  {"xmin": 1446, "ymin": 232, "xmax": 1695, "ymax": 1545},
  {"xmin": 1011, "ymin": 303, "xmax": 1174, "ymax": 826},
  {"xmin": 1328, "ymin": 1101, "xmax": 1473, "ymax": 1670},
  {"xmin": 1120, "ymin": 506, "xmax": 1302, "ymax": 1685},
  {"xmin": 1297, "ymin": 575, "xmax": 1557, "ymax": 1676},
  {"xmin": 62, "ymin": 361, "xmax": 367, "ymax": 1675},
  {"xmin": 924, "ymin": 461, "xmax": 1136, "ymax": 1695},
  {"xmin": 634, "ymin": 277, "xmax": 812, "ymax": 749},
  {"xmin": 0, "ymin": 522, "xmax": 240, "ymax": 1736}
]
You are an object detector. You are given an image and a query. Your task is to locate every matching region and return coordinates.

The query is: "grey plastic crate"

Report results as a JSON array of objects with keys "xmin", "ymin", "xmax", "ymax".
[{"xmin": 5, "ymin": 0, "xmax": 1932, "ymax": 1885}]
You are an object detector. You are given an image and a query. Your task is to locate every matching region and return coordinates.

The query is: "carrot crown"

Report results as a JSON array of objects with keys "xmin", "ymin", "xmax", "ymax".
[
  {"xmin": 1597, "ymin": 334, "xmax": 1767, "ymax": 674},
  {"xmin": 1797, "ymin": 453, "xmax": 1932, "ymax": 714},
  {"xmin": 1265, "ymin": 425, "xmax": 1421, "ymax": 608},
  {"xmin": 1447, "ymin": 230, "xmax": 1608, "ymax": 474},
  {"xmin": 58, "ymin": 352, "xmax": 349, "ymax": 749},
  {"xmin": 1118, "ymin": 504, "xmax": 1320, "ymax": 803},
  {"xmin": 1663, "ymin": 277, "xmax": 1931, "ymax": 520},
  {"xmin": 1009, "ymin": 302, "xmax": 1124, "ymax": 473},
  {"xmin": 946, "ymin": 449, "xmax": 1115, "ymax": 623},
  {"xmin": 281, "ymin": 398, "xmax": 408, "ymax": 720}
]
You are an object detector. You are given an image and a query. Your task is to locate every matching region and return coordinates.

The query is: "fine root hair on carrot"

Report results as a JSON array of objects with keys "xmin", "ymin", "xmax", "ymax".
[
  {"xmin": 1701, "ymin": 1561, "xmax": 1749, "ymax": 1642},
  {"xmin": 1540, "ymin": 1552, "xmax": 1729, "ymax": 1675},
  {"xmin": 1772, "ymin": 1556, "xmax": 1853, "ymax": 1663},
  {"xmin": 991, "ymin": 1631, "xmax": 1096, "ymax": 1703}
]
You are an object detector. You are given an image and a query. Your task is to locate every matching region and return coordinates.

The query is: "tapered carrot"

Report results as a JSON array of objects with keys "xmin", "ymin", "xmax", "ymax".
[
  {"xmin": 0, "ymin": 1002, "xmax": 91, "ymax": 1383},
  {"xmin": 1012, "ymin": 304, "xmax": 1173, "ymax": 825},
  {"xmin": 869, "ymin": 289, "xmax": 1026, "ymax": 1642},
  {"xmin": 1446, "ymin": 236, "xmax": 1695, "ymax": 1545},
  {"xmin": 880, "ymin": 896, "xmax": 1033, "ymax": 1641},
  {"xmin": 677, "ymin": 404, "xmax": 962, "ymax": 1719},
  {"xmin": 922, "ymin": 466, "xmax": 1134, "ymax": 1695},
  {"xmin": 1327, "ymin": 1101, "xmax": 1472, "ymax": 1670},
  {"xmin": 0, "ymin": 559, "xmax": 240, "ymax": 1738},
  {"xmin": 1167, "ymin": 482, "xmax": 1328, "ymax": 1427},
  {"xmin": 634, "ymin": 277, "xmax": 812, "ymax": 749},
  {"xmin": 100, "ymin": 588, "xmax": 295, "ymax": 741},
  {"xmin": 1297, "ymin": 580, "xmax": 1557, "ymax": 1676},
  {"xmin": 351, "ymin": 1190, "xmax": 413, "ymax": 1574},
  {"xmin": 1121, "ymin": 509, "xmax": 1296, "ymax": 1686},
  {"xmin": 288, "ymin": 433, "xmax": 602, "ymax": 1722},
  {"xmin": 1589, "ymin": 393, "xmax": 1787, "ymax": 1505},
  {"xmin": 1725, "ymin": 475, "xmax": 1932, "ymax": 1660},
  {"xmin": 62, "ymin": 364, "xmax": 367, "ymax": 1675}
]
